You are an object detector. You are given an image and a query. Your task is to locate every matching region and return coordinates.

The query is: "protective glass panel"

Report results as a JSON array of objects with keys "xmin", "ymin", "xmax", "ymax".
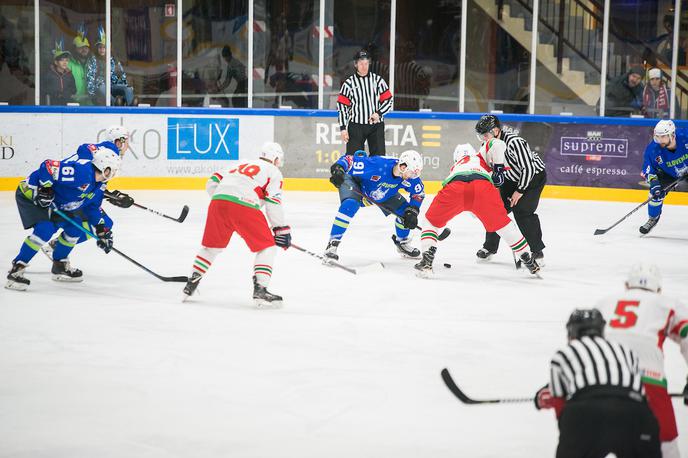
[{"xmin": 0, "ymin": 1, "xmax": 35, "ymax": 105}]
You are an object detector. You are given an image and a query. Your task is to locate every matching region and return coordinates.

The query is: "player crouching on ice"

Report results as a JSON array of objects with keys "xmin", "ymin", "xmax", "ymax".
[
  {"xmin": 324, "ymin": 149, "xmax": 425, "ymax": 261},
  {"xmin": 414, "ymin": 140, "xmax": 540, "ymax": 277},
  {"xmin": 183, "ymin": 142, "xmax": 291, "ymax": 307},
  {"xmin": 6, "ymin": 147, "xmax": 120, "ymax": 290}
]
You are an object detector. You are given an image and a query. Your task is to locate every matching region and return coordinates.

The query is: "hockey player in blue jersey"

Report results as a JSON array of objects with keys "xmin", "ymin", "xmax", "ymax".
[
  {"xmin": 324, "ymin": 149, "xmax": 425, "ymax": 261},
  {"xmin": 5, "ymin": 147, "xmax": 121, "ymax": 290},
  {"xmin": 639, "ymin": 120, "xmax": 688, "ymax": 234}
]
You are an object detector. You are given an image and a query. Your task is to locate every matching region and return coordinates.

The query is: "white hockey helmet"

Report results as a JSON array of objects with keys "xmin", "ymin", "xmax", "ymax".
[
  {"xmin": 259, "ymin": 142, "xmax": 284, "ymax": 167},
  {"xmin": 453, "ymin": 143, "xmax": 476, "ymax": 162},
  {"xmin": 653, "ymin": 120, "xmax": 675, "ymax": 143},
  {"xmin": 104, "ymin": 125, "xmax": 130, "ymax": 143},
  {"xmin": 92, "ymin": 146, "xmax": 122, "ymax": 182},
  {"xmin": 626, "ymin": 263, "xmax": 662, "ymax": 293},
  {"xmin": 398, "ymin": 149, "xmax": 423, "ymax": 178}
]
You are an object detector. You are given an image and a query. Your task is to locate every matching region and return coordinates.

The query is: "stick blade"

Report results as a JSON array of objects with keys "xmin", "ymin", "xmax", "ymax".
[
  {"xmin": 161, "ymin": 275, "xmax": 189, "ymax": 283},
  {"xmin": 593, "ymin": 228, "xmax": 607, "ymax": 236},
  {"xmin": 177, "ymin": 205, "xmax": 190, "ymax": 223}
]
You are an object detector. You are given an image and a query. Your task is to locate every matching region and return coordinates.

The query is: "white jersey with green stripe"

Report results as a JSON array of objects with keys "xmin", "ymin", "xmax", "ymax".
[
  {"xmin": 595, "ymin": 289, "xmax": 688, "ymax": 386},
  {"xmin": 206, "ymin": 159, "xmax": 285, "ymax": 227},
  {"xmin": 443, "ymin": 139, "xmax": 507, "ymax": 186}
]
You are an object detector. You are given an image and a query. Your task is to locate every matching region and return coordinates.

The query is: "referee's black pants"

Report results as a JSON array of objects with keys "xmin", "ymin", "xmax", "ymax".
[
  {"xmin": 556, "ymin": 393, "xmax": 660, "ymax": 458},
  {"xmin": 483, "ymin": 170, "xmax": 546, "ymax": 253},
  {"xmin": 346, "ymin": 122, "xmax": 386, "ymax": 156}
]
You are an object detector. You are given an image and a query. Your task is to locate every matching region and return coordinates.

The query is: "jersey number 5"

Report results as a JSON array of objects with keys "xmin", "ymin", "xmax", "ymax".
[{"xmin": 609, "ymin": 300, "xmax": 640, "ymax": 328}]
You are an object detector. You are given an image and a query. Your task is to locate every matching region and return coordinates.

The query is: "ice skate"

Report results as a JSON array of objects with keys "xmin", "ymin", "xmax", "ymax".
[
  {"xmin": 639, "ymin": 216, "xmax": 660, "ymax": 235},
  {"xmin": 182, "ymin": 272, "xmax": 202, "ymax": 301},
  {"xmin": 532, "ymin": 250, "xmax": 545, "ymax": 268},
  {"xmin": 41, "ymin": 238, "xmax": 58, "ymax": 261},
  {"xmin": 519, "ymin": 252, "xmax": 541, "ymax": 276},
  {"xmin": 51, "ymin": 260, "xmax": 83, "ymax": 282},
  {"xmin": 323, "ymin": 239, "xmax": 340, "ymax": 264},
  {"xmin": 392, "ymin": 235, "xmax": 420, "ymax": 258},
  {"xmin": 5, "ymin": 261, "xmax": 30, "ymax": 291},
  {"xmin": 253, "ymin": 276, "xmax": 283, "ymax": 308},
  {"xmin": 414, "ymin": 246, "xmax": 437, "ymax": 278},
  {"xmin": 476, "ymin": 247, "xmax": 497, "ymax": 261}
]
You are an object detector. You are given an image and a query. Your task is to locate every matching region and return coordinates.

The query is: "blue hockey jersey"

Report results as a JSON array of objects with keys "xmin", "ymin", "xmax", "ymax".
[
  {"xmin": 335, "ymin": 154, "xmax": 425, "ymax": 207},
  {"xmin": 25, "ymin": 157, "xmax": 106, "ymax": 226},
  {"xmin": 642, "ymin": 129, "xmax": 688, "ymax": 180}
]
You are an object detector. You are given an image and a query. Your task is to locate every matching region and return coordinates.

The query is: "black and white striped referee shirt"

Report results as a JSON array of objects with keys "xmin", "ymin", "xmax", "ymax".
[
  {"xmin": 499, "ymin": 130, "xmax": 546, "ymax": 192},
  {"xmin": 550, "ymin": 336, "xmax": 643, "ymax": 400},
  {"xmin": 337, "ymin": 72, "xmax": 393, "ymax": 130}
]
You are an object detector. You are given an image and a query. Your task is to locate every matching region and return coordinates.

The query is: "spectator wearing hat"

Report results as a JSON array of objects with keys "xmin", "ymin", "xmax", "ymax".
[
  {"xmin": 68, "ymin": 24, "xmax": 91, "ymax": 105},
  {"xmin": 86, "ymin": 26, "xmax": 134, "ymax": 106},
  {"xmin": 603, "ymin": 66, "xmax": 645, "ymax": 117},
  {"xmin": 43, "ymin": 38, "xmax": 76, "ymax": 105},
  {"xmin": 337, "ymin": 49, "xmax": 393, "ymax": 156},
  {"xmin": 643, "ymin": 67, "xmax": 679, "ymax": 119}
]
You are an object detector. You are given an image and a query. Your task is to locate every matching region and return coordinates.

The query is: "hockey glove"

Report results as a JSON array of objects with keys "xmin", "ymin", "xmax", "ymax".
[
  {"xmin": 683, "ymin": 376, "xmax": 688, "ymax": 406},
  {"xmin": 402, "ymin": 206, "xmax": 419, "ymax": 229},
  {"xmin": 491, "ymin": 163, "xmax": 505, "ymax": 188},
  {"xmin": 273, "ymin": 225, "xmax": 292, "ymax": 249},
  {"xmin": 106, "ymin": 190, "xmax": 134, "ymax": 208},
  {"xmin": 34, "ymin": 186, "xmax": 54, "ymax": 208},
  {"xmin": 649, "ymin": 178, "xmax": 665, "ymax": 199},
  {"xmin": 95, "ymin": 224, "xmax": 113, "ymax": 254},
  {"xmin": 329, "ymin": 164, "xmax": 346, "ymax": 188},
  {"xmin": 534, "ymin": 385, "xmax": 555, "ymax": 410}
]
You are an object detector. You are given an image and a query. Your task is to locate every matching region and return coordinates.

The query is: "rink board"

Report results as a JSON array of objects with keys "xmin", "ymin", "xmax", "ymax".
[{"xmin": 0, "ymin": 107, "xmax": 686, "ymax": 203}]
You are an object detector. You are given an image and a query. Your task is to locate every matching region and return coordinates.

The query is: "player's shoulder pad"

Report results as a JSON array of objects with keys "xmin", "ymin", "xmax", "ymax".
[{"xmin": 43, "ymin": 159, "xmax": 61, "ymax": 180}]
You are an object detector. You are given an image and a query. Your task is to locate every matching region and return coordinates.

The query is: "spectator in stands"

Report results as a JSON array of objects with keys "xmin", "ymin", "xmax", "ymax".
[
  {"xmin": 43, "ymin": 39, "xmax": 76, "ymax": 105},
  {"xmin": 267, "ymin": 71, "xmax": 317, "ymax": 108},
  {"xmin": 68, "ymin": 24, "xmax": 91, "ymax": 105},
  {"xmin": 86, "ymin": 26, "xmax": 134, "ymax": 106},
  {"xmin": 656, "ymin": 14, "xmax": 686, "ymax": 66},
  {"xmin": 643, "ymin": 67, "xmax": 679, "ymax": 119},
  {"xmin": 604, "ymin": 66, "xmax": 645, "ymax": 117},
  {"xmin": 216, "ymin": 46, "xmax": 248, "ymax": 108}
]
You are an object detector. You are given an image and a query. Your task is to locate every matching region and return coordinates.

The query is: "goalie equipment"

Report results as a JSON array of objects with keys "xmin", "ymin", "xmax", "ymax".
[
  {"xmin": 259, "ymin": 142, "xmax": 284, "ymax": 167},
  {"xmin": 92, "ymin": 147, "xmax": 121, "ymax": 182},
  {"xmin": 626, "ymin": 263, "xmax": 661, "ymax": 293},
  {"xmin": 398, "ymin": 150, "xmax": 423, "ymax": 178},
  {"xmin": 5, "ymin": 261, "xmax": 30, "ymax": 291}
]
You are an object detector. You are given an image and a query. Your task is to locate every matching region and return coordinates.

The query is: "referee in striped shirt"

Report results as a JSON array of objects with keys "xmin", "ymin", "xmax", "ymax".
[
  {"xmin": 475, "ymin": 114, "xmax": 547, "ymax": 263},
  {"xmin": 337, "ymin": 49, "xmax": 393, "ymax": 156},
  {"xmin": 535, "ymin": 309, "xmax": 661, "ymax": 458}
]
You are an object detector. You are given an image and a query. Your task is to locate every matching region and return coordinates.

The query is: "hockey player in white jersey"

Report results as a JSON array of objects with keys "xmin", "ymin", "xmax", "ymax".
[
  {"xmin": 596, "ymin": 263, "xmax": 688, "ymax": 458},
  {"xmin": 414, "ymin": 139, "xmax": 539, "ymax": 276},
  {"xmin": 183, "ymin": 142, "xmax": 291, "ymax": 307}
]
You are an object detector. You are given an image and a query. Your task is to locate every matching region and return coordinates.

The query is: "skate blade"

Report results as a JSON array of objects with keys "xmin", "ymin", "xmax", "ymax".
[
  {"xmin": 254, "ymin": 298, "xmax": 283, "ymax": 309},
  {"xmin": 51, "ymin": 274, "xmax": 83, "ymax": 283},
  {"xmin": 476, "ymin": 255, "xmax": 494, "ymax": 263},
  {"xmin": 41, "ymin": 246, "xmax": 54, "ymax": 261},
  {"xmin": 399, "ymin": 252, "xmax": 420, "ymax": 259},
  {"xmin": 5, "ymin": 280, "xmax": 28, "ymax": 291}
]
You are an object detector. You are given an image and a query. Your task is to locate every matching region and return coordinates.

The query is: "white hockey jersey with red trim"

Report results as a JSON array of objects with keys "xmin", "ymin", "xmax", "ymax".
[
  {"xmin": 206, "ymin": 159, "xmax": 285, "ymax": 227},
  {"xmin": 596, "ymin": 289, "xmax": 688, "ymax": 385}
]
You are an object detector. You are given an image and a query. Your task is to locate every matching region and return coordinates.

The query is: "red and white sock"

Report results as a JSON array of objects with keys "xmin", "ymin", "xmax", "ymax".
[
  {"xmin": 254, "ymin": 246, "xmax": 276, "ymax": 287},
  {"xmin": 496, "ymin": 221, "xmax": 530, "ymax": 256},
  {"xmin": 191, "ymin": 247, "xmax": 222, "ymax": 277}
]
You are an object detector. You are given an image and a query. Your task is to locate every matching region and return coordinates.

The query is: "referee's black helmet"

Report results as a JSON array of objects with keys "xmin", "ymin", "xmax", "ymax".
[
  {"xmin": 566, "ymin": 308, "xmax": 606, "ymax": 340},
  {"xmin": 475, "ymin": 114, "xmax": 501, "ymax": 135},
  {"xmin": 354, "ymin": 49, "xmax": 370, "ymax": 61}
]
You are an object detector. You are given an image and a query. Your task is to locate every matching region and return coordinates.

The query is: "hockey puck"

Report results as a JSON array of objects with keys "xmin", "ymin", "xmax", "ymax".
[{"xmin": 443, "ymin": 263, "xmax": 452, "ymax": 268}]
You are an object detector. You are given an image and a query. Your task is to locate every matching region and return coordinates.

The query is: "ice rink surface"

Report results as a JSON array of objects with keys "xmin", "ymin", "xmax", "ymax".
[{"xmin": 1, "ymin": 190, "xmax": 687, "ymax": 457}]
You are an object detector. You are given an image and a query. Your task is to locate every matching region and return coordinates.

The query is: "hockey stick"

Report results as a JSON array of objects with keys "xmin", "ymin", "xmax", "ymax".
[
  {"xmin": 290, "ymin": 243, "xmax": 384, "ymax": 275},
  {"xmin": 345, "ymin": 186, "xmax": 451, "ymax": 240},
  {"xmin": 594, "ymin": 177, "xmax": 685, "ymax": 235},
  {"xmin": 51, "ymin": 206, "xmax": 189, "ymax": 283},
  {"xmin": 441, "ymin": 368, "xmax": 532, "ymax": 404},
  {"xmin": 104, "ymin": 190, "xmax": 189, "ymax": 223},
  {"xmin": 441, "ymin": 368, "xmax": 683, "ymax": 405}
]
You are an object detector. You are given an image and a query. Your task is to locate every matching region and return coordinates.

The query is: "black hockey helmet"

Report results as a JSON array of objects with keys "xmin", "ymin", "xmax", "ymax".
[
  {"xmin": 354, "ymin": 49, "xmax": 370, "ymax": 61},
  {"xmin": 566, "ymin": 308, "xmax": 606, "ymax": 340},
  {"xmin": 475, "ymin": 114, "xmax": 501, "ymax": 135}
]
